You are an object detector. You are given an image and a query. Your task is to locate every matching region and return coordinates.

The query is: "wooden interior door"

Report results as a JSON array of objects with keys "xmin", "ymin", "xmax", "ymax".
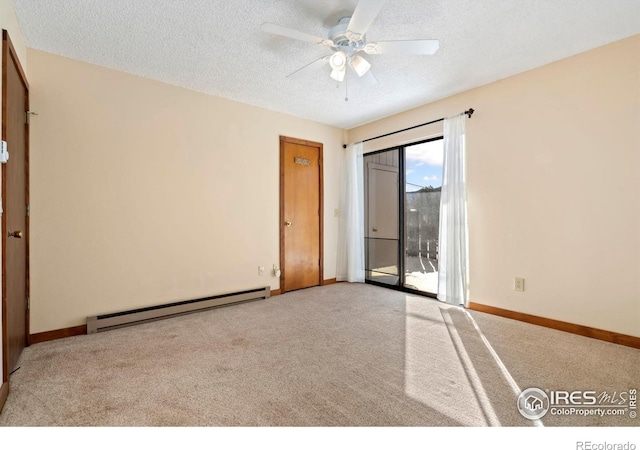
[
  {"xmin": 280, "ymin": 136, "xmax": 323, "ymax": 293},
  {"xmin": 2, "ymin": 30, "xmax": 29, "ymax": 381}
]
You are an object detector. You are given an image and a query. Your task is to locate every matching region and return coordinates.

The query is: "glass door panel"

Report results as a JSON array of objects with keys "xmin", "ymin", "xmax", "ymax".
[
  {"xmin": 364, "ymin": 149, "xmax": 400, "ymax": 286},
  {"xmin": 403, "ymin": 139, "xmax": 444, "ymax": 295}
]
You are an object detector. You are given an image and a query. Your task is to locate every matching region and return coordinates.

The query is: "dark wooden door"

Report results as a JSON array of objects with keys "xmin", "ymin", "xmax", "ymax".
[
  {"xmin": 2, "ymin": 30, "xmax": 29, "ymax": 380},
  {"xmin": 280, "ymin": 136, "xmax": 323, "ymax": 293}
]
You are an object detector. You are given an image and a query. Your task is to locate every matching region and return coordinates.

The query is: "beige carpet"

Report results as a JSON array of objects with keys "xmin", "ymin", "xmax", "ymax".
[{"xmin": 0, "ymin": 283, "xmax": 637, "ymax": 426}]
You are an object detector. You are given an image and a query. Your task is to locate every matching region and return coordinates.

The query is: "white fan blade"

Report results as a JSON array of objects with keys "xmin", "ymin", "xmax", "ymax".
[
  {"xmin": 360, "ymin": 69, "xmax": 377, "ymax": 87},
  {"xmin": 349, "ymin": 64, "xmax": 377, "ymax": 87},
  {"xmin": 261, "ymin": 23, "xmax": 334, "ymax": 47},
  {"xmin": 365, "ymin": 39, "xmax": 439, "ymax": 55},
  {"xmin": 287, "ymin": 56, "xmax": 330, "ymax": 79},
  {"xmin": 347, "ymin": 0, "xmax": 386, "ymax": 37}
]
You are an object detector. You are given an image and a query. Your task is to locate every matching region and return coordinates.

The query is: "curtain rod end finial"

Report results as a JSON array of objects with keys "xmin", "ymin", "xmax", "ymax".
[
  {"xmin": 343, "ymin": 144, "xmax": 347, "ymax": 149},
  {"xmin": 466, "ymin": 108, "xmax": 475, "ymax": 119}
]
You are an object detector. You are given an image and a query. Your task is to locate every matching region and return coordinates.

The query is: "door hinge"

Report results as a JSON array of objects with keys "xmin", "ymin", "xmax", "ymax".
[
  {"xmin": 26, "ymin": 205, "xmax": 30, "ymax": 217},
  {"xmin": 25, "ymin": 111, "xmax": 38, "ymax": 124},
  {"xmin": 26, "ymin": 297, "xmax": 30, "ymax": 310}
]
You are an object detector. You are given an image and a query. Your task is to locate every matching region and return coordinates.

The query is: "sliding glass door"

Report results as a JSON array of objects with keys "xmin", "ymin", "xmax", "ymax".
[{"xmin": 364, "ymin": 138, "xmax": 444, "ymax": 296}]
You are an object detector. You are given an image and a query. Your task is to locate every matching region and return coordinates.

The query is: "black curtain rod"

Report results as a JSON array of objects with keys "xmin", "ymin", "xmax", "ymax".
[{"xmin": 342, "ymin": 108, "xmax": 474, "ymax": 149}]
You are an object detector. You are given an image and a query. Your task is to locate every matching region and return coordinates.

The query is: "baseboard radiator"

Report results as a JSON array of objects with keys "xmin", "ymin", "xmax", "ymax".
[{"xmin": 87, "ymin": 286, "xmax": 270, "ymax": 334}]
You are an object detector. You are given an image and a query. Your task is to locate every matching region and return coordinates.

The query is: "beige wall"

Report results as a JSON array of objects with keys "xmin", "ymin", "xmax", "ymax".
[
  {"xmin": 350, "ymin": 35, "xmax": 640, "ymax": 337},
  {"xmin": 28, "ymin": 49, "xmax": 343, "ymax": 333},
  {"xmin": 1, "ymin": 0, "xmax": 27, "ymax": 387}
]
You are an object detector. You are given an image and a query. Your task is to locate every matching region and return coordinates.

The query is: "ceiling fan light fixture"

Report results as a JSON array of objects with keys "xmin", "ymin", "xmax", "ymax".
[
  {"xmin": 329, "ymin": 51, "xmax": 347, "ymax": 71},
  {"xmin": 351, "ymin": 54, "xmax": 371, "ymax": 77},
  {"xmin": 330, "ymin": 68, "xmax": 346, "ymax": 82}
]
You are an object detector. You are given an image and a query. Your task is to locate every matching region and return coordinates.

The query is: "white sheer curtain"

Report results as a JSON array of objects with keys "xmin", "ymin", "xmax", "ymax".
[
  {"xmin": 336, "ymin": 142, "xmax": 365, "ymax": 282},
  {"xmin": 438, "ymin": 114, "xmax": 469, "ymax": 306}
]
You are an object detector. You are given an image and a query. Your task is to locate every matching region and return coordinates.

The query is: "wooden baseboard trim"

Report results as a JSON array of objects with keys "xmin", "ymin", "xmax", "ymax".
[
  {"xmin": 271, "ymin": 289, "xmax": 282, "ymax": 296},
  {"xmin": 0, "ymin": 381, "xmax": 9, "ymax": 414},
  {"xmin": 29, "ymin": 325, "xmax": 87, "ymax": 345},
  {"xmin": 468, "ymin": 302, "xmax": 640, "ymax": 349}
]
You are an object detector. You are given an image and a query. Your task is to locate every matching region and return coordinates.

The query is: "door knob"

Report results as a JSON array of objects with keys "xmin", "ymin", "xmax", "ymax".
[
  {"xmin": 285, "ymin": 221, "xmax": 292, "ymax": 227},
  {"xmin": 8, "ymin": 230, "xmax": 22, "ymax": 238}
]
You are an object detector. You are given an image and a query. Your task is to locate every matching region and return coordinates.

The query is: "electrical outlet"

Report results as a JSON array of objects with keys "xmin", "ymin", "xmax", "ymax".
[
  {"xmin": 273, "ymin": 264, "xmax": 281, "ymax": 277},
  {"xmin": 515, "ymin": 277, "xmax": 525, "ymax": 292},
  {"xmin": 258, "ymin": 266, "xmax": 265, "ymax": 276}
]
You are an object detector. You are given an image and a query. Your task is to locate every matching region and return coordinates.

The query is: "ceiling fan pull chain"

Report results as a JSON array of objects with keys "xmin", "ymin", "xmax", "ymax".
[{"xmin": 345, "ymin": 69, "xmax": 349, "ymax": 102}]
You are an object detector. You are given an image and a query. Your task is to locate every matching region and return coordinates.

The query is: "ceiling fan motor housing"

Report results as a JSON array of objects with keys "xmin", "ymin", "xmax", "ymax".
[{"xmin": 329, "ymin": 17, "xmax": 365, "ymax": 54}]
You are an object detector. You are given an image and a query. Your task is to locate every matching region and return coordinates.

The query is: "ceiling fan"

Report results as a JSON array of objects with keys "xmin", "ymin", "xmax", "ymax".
[{"xmin": 261, "ymin": 0, "xmax": 439, "ymax": 86}]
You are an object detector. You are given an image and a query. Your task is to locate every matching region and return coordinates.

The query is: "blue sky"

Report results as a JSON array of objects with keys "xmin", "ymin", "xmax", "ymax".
[{"xmin": 405, "ymin": 139, "xmax": 444, "ymax": 192}]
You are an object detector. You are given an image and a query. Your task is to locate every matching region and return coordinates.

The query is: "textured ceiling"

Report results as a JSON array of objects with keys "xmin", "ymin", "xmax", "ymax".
[{"xmin": 11, "ymin": 0, "xmax": 640, "ymax": 129}]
